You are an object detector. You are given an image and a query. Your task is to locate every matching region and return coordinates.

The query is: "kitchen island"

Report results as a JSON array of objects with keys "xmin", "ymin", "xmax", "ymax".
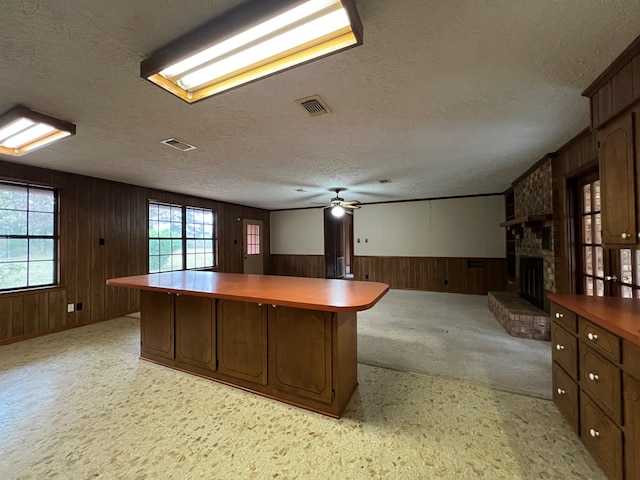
[{"xmin": 107, "ymin": 271, "xmax": 389, "ymax": 417}]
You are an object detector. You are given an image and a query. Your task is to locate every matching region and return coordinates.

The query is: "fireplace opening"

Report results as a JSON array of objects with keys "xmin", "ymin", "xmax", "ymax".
[{"xmin": 520, "ymin": 256, "xmax": 545, "ymax": 311}]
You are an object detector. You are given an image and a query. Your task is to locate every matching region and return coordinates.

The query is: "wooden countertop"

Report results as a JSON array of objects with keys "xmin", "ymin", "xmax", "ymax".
[
  {"xmin": 107, "ymin": 271, "xmax": 389, "ymax": 312},
  {"xmin": 549, "ymin": 293, "xmax": 640, "ymax": 346}
]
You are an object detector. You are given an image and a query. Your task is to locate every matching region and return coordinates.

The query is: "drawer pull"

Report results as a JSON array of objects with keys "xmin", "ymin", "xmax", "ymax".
[
  {"xmin": 587, "ymin": 332, "xmax": 598, "ymax": 341},
  {"xmin": 555, "ymin": 344, "xmax": 565, "ymax": 351},
  {"xmin": 588, "ymin": 372, "xmax": 599, "ymax": 381},
  {"xmin": 556, "ymin": 388, "xmax": 566, "ymax": 395},
  {"xmin": 589, "ymin": 428, "xmax": 600, "ymax": 438},
  {"xmin": 555, "ymin": 312, "xmax": 564, "ymax": 319}
]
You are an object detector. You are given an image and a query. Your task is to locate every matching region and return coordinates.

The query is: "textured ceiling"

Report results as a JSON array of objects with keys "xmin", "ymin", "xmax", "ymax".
[{"xmin": 1, "ymin": 0, "xmax": 639, "ymax": 210}]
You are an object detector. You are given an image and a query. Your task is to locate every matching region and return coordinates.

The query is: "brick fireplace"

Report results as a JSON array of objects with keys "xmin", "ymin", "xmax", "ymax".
[{"xmin": 489, "ymin": 157, "xmax": 554, "ymax": 340}]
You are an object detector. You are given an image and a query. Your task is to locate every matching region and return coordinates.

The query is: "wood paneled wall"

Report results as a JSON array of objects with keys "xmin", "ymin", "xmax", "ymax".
[
  {"xmin": 0, "ymin": 159, "xmax": 269, "ymax": 345},
  {"xmin": 584, "ymin": 35, "xmax": 640, "ymax": 128},
  {"xmin": 552, "ymin": 129, "xmax": 598, "ymax": 294},
  {"xmin": 353, "ymin": 256, "xmax": 506, "ymax": 295},
  {"xmin": 269, "ymin": 255, "xmax": 325, "ymax": 278},
  {"xmin": 269, "ymin": 254, "xmax": 506, "ymax": 295}
]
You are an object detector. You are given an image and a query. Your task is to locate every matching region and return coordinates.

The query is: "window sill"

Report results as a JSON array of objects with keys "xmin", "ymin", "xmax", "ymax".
[{"xmin": 0, "ymin": 285, "xmax": 65, "ymax": 298}]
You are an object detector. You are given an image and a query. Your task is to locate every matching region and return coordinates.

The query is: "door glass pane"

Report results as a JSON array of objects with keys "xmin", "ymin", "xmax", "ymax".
[
  {"xmin": 583, "ymin": 185, "xmax": 591, "ymax": 212},
  {"xmin": 593, "ymin": 180, "xmax": 600, "ymax": 211},
  {"xmin": 621, "ymin": 286, "xmax": 633, "ymax": 298},
  {"xmin": 583, "ymin": 216, "xmax": 592, "ymax": 243},
  {"xmin": 594, "ymin": 213, "xmax": 602, "ymax": 244},
  {"xmin": 595, "ymin": 279, "xmax": 604, "ymax": 297},
  {"xmin": 585, "ymin": 277, "xmax": 594, "ymax": 296},
  {"xmin": 621, "ymin": 249, "xmax": 632, "ymax": 284},
  {"xmin": 636, "ymin": 250, "xmax": 640, "ymax": 286},
  {"xmin": 584, "ymin": 247, "xmax": 593, "ymax": 275},
  {"xmin": 595, "ymin": 247, "xmax": 604, "ymax": 277}
]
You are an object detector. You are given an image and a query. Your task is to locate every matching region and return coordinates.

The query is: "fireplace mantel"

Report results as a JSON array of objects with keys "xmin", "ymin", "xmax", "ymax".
[{"xmin": 500, "ymin": 214, "xmax": 552, "ymax": 229}]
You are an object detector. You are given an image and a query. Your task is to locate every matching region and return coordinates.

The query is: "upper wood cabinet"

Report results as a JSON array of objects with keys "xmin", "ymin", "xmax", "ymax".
[{"xmin": 598, "ymin": 113, "xmax": 637, "ymax": 246}]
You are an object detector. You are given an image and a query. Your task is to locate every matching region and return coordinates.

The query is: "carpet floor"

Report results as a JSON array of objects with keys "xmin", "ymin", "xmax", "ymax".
[
  {"xmin": 357, "ymin": 290, "xmax": 552, "ymax": 399},
  {"xmin": 0, "ymin": 316, "xmax": 603, "ymax": 479}
]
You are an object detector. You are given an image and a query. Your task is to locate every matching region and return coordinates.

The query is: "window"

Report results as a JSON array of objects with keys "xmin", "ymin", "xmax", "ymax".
[
  {"xmin": 148, "ymin": 201, "xmax": 216, "ymax": 273},
  {"xmin": 186, "ymin": 207, "xmax": 215, "ymax": 269},
  {"xmin": 0, "ymin": 182, "xmax": 57, "ymax": 291},
  {"xmin": 246, "ymin": 223, "xmax": 260, "ymax": 255}
]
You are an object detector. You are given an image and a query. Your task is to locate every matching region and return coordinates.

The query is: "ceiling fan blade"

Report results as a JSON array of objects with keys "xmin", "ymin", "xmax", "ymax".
[
  {"xmin": 343, "ymin": 204, "xmax": 361, "ymax": 209},
  {"xmin": 342, "ymin": 200, "xmax": 361, "ymax": 205}
]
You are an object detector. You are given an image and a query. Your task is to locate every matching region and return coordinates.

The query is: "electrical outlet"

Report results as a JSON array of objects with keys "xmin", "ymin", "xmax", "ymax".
[
  {"xmin": 76, "ymin": 302, "xmax": 83, "ymax": 311},
  {"xmin": 365, "ymin": 274, "xmax": 369, "ymax": 280},
  {"xmin": 67, "ymin": 303, "xmax": 75, "ymax": 313}
]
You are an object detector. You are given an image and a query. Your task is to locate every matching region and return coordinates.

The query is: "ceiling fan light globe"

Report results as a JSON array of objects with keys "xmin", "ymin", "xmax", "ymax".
[{"xmin": 331, "ymin": 205, "xmax": 345, "ymax": 217}]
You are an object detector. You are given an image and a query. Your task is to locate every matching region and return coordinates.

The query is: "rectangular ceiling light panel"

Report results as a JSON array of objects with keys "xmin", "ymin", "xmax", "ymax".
[
  {"xmin": 141, "ymin": 0, "xmax": 363, "ymax": 103},
  {"xmin": 0, "ymin": 106, "xmax": 76, "ymax": 156}
]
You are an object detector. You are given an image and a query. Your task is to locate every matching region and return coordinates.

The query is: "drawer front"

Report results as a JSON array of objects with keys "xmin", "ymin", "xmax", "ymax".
[
  {"xmin": 551, "ymin": 303, "xmax": 577, "ymax": 332},
  {"xmin": 552, "ymin": 323, "xmax": 578, "ymax": 379},
  {"xmin": 552, "ymin": 362, "xmax": 579, "ymax": 434},
  {"xmin": 623, "ymin": 339, "xmax": 640, "ymax": 381},
  {"xmin": 579, "ymin": 317, "xmax": 621, "ymax": 363},
  {"xmin": 580, "ymin": 345, "xmax": 622, "ymax": 423},
  {"xmin": 580, "ymin": 394, "xmax": 623, "ymax": 480}
]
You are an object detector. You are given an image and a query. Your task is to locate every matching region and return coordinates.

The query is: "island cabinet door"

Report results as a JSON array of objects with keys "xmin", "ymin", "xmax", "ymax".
[
  {"xmin": 175, "ymin": 295, "xmax": 216, "ymax": 371},
  {"xmin": 140, "ymin": 291, "xmax": 174, "ymax": 360},
  {"xmin": 268, "ymin": 306, "xmax": 333, "ymax": 404},
  {"xmin": 216, "ymin": 300, "xmax": 267, "ymax": 385}
]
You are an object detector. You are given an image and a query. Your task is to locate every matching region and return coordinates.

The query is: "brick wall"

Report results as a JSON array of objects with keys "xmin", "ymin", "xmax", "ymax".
[{"xmin": 514, "ymin": 158, "xmax": 555, "ymax": 293}]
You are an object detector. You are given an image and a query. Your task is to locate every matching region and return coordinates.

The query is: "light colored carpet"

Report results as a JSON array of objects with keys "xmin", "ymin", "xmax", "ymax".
[{"xmin": 357, "ymin": 290, "xmax": 552, "ymax": 399}]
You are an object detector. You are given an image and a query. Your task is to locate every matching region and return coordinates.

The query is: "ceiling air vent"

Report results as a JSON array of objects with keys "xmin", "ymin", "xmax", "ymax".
[
  {"xmin": 296, "ymin": 95, "xmax": 331, "ymax": 117},
  {"xmin": 160, "ymin": 138, "xmax": 197, "ymax": 152}
]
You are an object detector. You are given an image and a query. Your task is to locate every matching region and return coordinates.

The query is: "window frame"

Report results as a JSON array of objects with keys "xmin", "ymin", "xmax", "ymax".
[
  {"xmin": 147, "ymin": 200, "xmax": 217, "ymax": 273},
  {"xmin": 0, "ymin": 181, "xmax": 59, "ymax": 292}
]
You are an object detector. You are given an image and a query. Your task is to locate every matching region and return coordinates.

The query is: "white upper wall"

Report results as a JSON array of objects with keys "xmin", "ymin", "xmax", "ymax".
[
  {"xmin": 270, "ymin": 209, "xmax": 324, "ymax": 255},
  {"xmin": 270, "ymin": 195, "xmax": 506, "ymax": 258}
]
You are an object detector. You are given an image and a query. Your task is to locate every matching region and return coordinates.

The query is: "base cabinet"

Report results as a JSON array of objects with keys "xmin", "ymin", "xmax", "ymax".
[
  {"xmin": 138, "ymin": 291, "xmax": 357, "ymax": 417},
  {"xmin": 551, "ymin": 298, "xmax": 640, "ymax": 480}
]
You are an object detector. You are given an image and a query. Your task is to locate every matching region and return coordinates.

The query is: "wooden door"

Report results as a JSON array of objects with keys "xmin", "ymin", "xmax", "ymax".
[
  {"xmin": 217, "ymin": 300, "xmax": 267, "ymax": 385},
  {"xmin": 598, "ymin": 113, "xmax": 636, "ymax": 245},
  {"xmin": 140, "ymin": 290, "xmax": 174, "ymax": 360},
  {"xmin": 175, "ymin": 294, "xmax": 216, "ymax": 371},
  {"xmin": 243, "ymin": 219, "xmax": 263, "ymax": 274},
  {"xmin": 268, "ymin": 306, "xmax": 333, "ymax": 403}
]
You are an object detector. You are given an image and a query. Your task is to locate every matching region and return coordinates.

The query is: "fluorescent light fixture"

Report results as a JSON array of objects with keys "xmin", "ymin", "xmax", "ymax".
[
  {"xmin": 0, "ymin": 106, "xmax": 76, "ymax": 156},
  {"xmin": 141, "ymin": 0, "xmax": 363, "ymax": 104}
]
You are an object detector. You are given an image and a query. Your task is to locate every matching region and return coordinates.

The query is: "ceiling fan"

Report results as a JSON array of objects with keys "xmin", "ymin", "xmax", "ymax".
[{"xmin": 319, "ymin": 188, "xmax": 362, "ymax": 217}]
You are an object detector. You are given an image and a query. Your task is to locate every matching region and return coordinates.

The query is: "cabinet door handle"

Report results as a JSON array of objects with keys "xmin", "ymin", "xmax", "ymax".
[
  {"xmin": 588, "ymin": 372, "xmax": 599, "ymax": 381},
  {"xmin": 257, "ymin": 303, "xmax": 262, "ymax": 307},
  {"xmin": 587, "ymin": 332, "xmax": 598, "ymax": 341},
  {"xmin": 555, "ymin": 312, "xmax": 564, "ymax": 319},
  {"xmin": 555, "ymin": 344, "xmax": 565, "ymax": 351},
  {"xmin": 556, "ymin": 388, "xmax": 566, "ymax": 395},
  {"xmin": 621, "ymin": 232, "xmax": 629, "ymax": 239},
  {"xmin": 589, "ymin": 428, "xmax": 600, "ymax": 438}
]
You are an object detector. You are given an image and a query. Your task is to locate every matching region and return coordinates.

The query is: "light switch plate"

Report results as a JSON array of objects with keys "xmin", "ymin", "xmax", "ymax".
[{"xmin": 67, "ymin": 303, "xmax": 75, "ymax": 313}]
